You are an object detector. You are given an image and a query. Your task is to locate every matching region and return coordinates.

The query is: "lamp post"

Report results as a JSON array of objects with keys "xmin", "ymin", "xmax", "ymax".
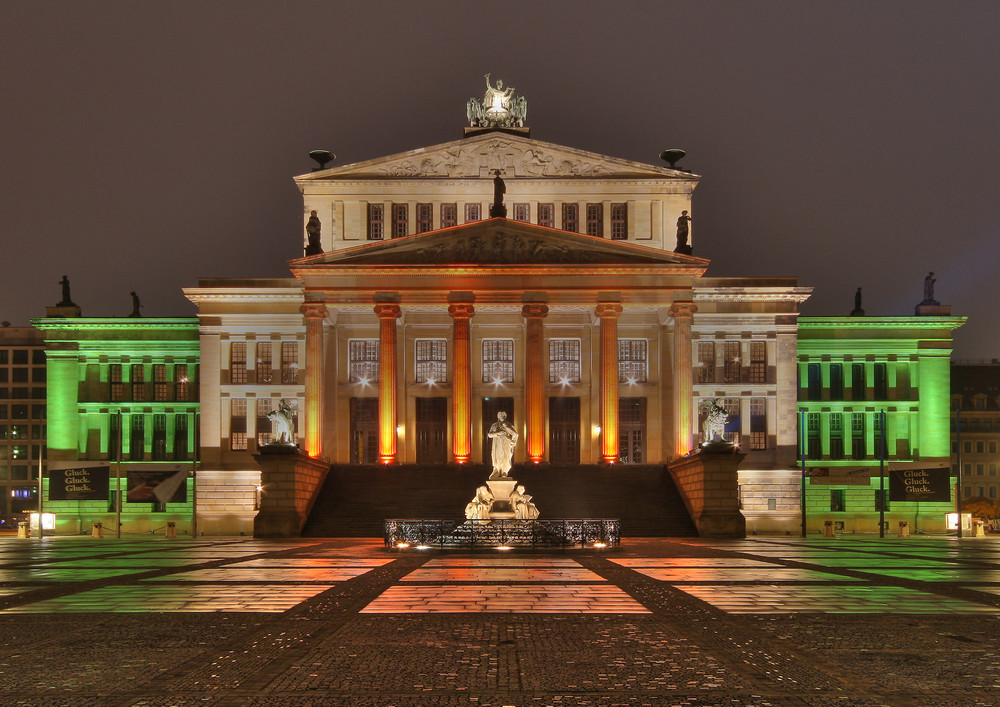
[
  {"xmin": 879, "ymin": 410, "xmax": 886, "ymax": 538},
  {"xmin": 800, "ymin": 408, "xmax": 807, "ymax": 538},
  {"xmin": 956, "ymin": 407, "xmax": 963, "ymax": 539}
]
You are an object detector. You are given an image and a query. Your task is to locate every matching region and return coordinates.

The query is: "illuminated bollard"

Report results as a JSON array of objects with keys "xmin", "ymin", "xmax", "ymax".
[
  {"xmin": 91, "ymin": 522, "xmax": 103, "ymax": 539},
  {"xmin": 897, "ymin": 521, "xmax": 909, "ymax": 538},
  {"xmin": 823, "ymin": 520, "xmax": 834, "ymax": 538},
  {"xmin": 974, "ymin": 520, "xmax": 986, "ymax": 537},
  {"xmin": 165, "ymin": 522, "xmax": 177, "ymax": 539},
  {"xmin": 17, "ymin": 521, "xmax": 29, "ymax": 539}
]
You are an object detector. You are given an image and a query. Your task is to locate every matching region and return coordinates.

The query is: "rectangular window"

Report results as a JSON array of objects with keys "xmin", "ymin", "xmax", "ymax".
[
  {"xmin": 174, "ymin": 414, "xmax": 188, "ymax": 460},
  {"xmin": 749, "ymin": 397, "xmax": 766, "ymax": 450},
  {"xmin": 831, "ymin": 489, "xmax": 846, "ymax": 512},
  {"xmin": 32, "ymin": 349, "xmax": 45, "ymax": 364},
  {"xmin": 586, "ymin": 203, "xmax": 603, "ymax": 237},
  {"xmin": 391, "ymin": 204, "xmax": 408, "ymax": 238},
  {"xmin": 441, "ymin": 203, "xmax": 457, "ymax": 228},
  {"xmin": 152, "ymin": 414, "xmax": 167, "ymax": 461},
  {"xmin": 11, "ymin": 368, "xmax": 27, "ymax": 383},
  {"xmin": 415, "ymin": 339, "xmax": 447, "ymax": 383},
  {"xmin": 618, "ymin": 340, "xmax": 647, "ymax": 383},
  {"xmin": 513, "ymin": 203, "xmax": 530, "ymax": 222},
  {"xmin": 829, "ymin": 412, "xmax": 843, "ymax": 459},
  {"xmin": 367, "ymin": 203, "xmax": 384, "ymax": 240},
  {"xmin": 874, "ymin": 363, "xmax": 888, "ymax": 399},
  {"xmin": 153, "ymin": 364, "xmax": 168, "ymax": 401},
  {"xmin": 830, "ymin": 363, "xmax": 844, "ymax": 401},
  {"xmin": 747, "ymin": 341, "xmax": 766, "ymax": 384},
  {"xmin": 807, "ymin": 363, "xmax": 822, "ymax": 400},
  {"xmin": 256, "ymin": 342, "xmax": 272, "ymax": 384},
  {"xmin": 852, "ymin": 363, "xmax": 866, "ymax": 400},
  {"xmin": 31, "ymin": 367, "xmax": 45, "ymax": 383},
  {"xmin": 696, "ymin": 342, "xmax": 715, "ymax": 383},
  {"xmin": 415, "ymin": 203, "xmax": 433, "ymax": 233},
  {"xmin": 230, "ymin": 399, "xmax": 247, "ymax": 451},
  {"xmin": 537, "ymin": 203, "xmax": 554, "ymax": 228},
  {"xmin": 562, "ymin": 203, "xmax": 579, "ymax": 232},
  {"xmin": 175, "ymin": 364, "xmax": 191, "ymax": 401},
  {"xmin": 349, "ymin": 340, "xmax": 379, "ymax": 383},
  {"xmin": 130, "ymin": 415, "xmax": 144, "ymax": 461},
  {"xmin": 482, "ymin": 339, "xmax": 514, "ymax": 383},
  {"xmin": 256, "ymin": 398, "xmax": 273, "ymax": 446},
  {"xmin": 852, "ymin": 412, "xmax": 866, "ymax": 459},
  {"xmin": 281, "ymin": 342, "xmax": 298, "ymax": 384},
  {"xmin": 807, "ymin": 412, "xmax": 821, "ymax": 459},
  {"xmin": 131, "ymin": 364, "xmax": 145, "ymax": 402},
  {"xmin": 610, "ymin": 203, "xmax": 627, "ymax": 240},
  {"xmin": 723, "ymin": 341, "xmax": 741, "ymax": 384},
  {"xmin": 549, "ymin": 339, "xmax": 581, "ymax": 383},
  {"xmin": 230, "ymin": 342, "xmax": 247, "ymax": 384},
  {"xmin": 464, "ymin": 203, "xmax": 481, "ymax": 223},
  {"xmin": 12, "ymin": 350, "xmax": 27, "ymax": 364},
  {"xmin": 110, "ymin": 364, "xmax": 123, "ymax": 402}
]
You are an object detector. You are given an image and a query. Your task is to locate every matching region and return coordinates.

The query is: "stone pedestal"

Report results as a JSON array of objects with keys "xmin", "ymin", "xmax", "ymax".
[
  {"xmin": 253, "ymin": 446, "xmax": 330, "ymax": 538},
  {"xmin": 915, "ymin": 303, "xmax": 951, "ymax": 316},
  {"xmin": 486, "ymin": 479, "xmax": 517, "ymax": 519},
  {"xmin": 668, "ymin": 444, "xmax": 746, "ymax": 538}
]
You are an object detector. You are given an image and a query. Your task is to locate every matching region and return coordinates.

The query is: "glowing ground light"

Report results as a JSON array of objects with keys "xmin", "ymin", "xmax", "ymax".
[
  {"xmin": 495, "ymin": 546, "xmax": 513, "ymax": 551},
  {"xmin": 395, "ymin": 542, "xmax": 410, "ymax": 549},
  {"xmin": 415, "ymin": 545, "xmax": 432, "ymax": 550}
]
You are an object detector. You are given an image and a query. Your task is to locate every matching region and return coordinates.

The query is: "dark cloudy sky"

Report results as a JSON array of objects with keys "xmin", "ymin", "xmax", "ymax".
[{"xmin": 2, "ymin": 1, "xmax": 998, "ymax": 358}]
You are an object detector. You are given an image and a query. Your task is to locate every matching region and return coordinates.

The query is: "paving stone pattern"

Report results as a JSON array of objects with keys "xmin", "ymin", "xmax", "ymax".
[{"xmin": 1, "ymin": 536, "xmax": 1000, "ymax": 705}]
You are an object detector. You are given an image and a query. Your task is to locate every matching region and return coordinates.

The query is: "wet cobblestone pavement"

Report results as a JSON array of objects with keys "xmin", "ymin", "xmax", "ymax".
[{"xmin": 2, "ymin": 536, "xmax": 1000, "ymax": 705}]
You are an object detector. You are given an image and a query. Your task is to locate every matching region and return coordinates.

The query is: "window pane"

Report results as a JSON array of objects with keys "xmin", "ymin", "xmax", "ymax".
[
  {"xmin": 415, "ymin": 339, "xmax": 447, "ymax": 383},
  {"xmin": 349, "ymin": 340, "xmax": 379, "ymax": 383},
  {"xmin": 482, "ymin": 339, "xmax": 514, "ymax": 383},
  {"xmin": 549, "ymin": 339, "xmax": 581, "ymax": 383},
  {"xmin": 618, "ymin": 340, "xmax": 647, "ymax": 383},
  {"xmin": 562, "ymin": 203, "xmax": 578, "ymax": 232},
  {"xmin": 537, "ymin": 203, "xmax": 554, "ymax": 228},
  {"xmin": 586, "ymin": 203, "xmax": 603, "ymax": 237},
  {"xmin": 610, "ymin": 203, "xmax": 627, "ymax": 240}
]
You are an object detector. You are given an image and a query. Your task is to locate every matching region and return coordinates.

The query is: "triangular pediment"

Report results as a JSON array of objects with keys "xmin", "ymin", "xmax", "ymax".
[
  {"xmin": 296, "ymin": 132, "xmax": 699, "ymax": 181},
  {"xmin": 290, "ymin": 219, "xmax": 708, "ymax": 268}
]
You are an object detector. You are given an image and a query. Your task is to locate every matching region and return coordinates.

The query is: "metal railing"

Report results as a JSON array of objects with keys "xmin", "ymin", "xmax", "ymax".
[{"xmin": 384, "ymin": 518, "xmax": 620, "ymax": 549}]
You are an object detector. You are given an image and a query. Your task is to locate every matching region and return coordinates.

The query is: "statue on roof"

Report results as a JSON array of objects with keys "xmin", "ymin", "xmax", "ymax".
[
  {"xmin": 467, "ymin": 74, "xmax": 527, "ymax": 129},
  {"xmin": 129, "ymin": 290, "xmax": 142, "ymax": 317},
  {"xmin": 850, "ymin": 287, "xmax": 865, "ymax": 316},
  {"xmin": 58, "ymin": 275, "xmax": 76, "ymax": 307},
  {"xmin": 922, "ymin": 271, "xmax": 938, "ymax": 304},
  {"xmin": 305, "ymin": 210, "xmax": 323, "ymax": 256}
]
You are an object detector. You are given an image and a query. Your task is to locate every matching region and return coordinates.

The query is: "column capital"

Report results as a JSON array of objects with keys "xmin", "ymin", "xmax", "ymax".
[
  {"xmin": 595, "ymin": 302, "xmax": 623, "ymax": 319},
  {"xmin": 668, "ymin": 301, "xmax": 698, "ymax": 319},
  {"xmin": 448, "ymin": 303, "xmax": 476, "ymax": 320},
  {"xmin": 374, "ymin": 303, "xmax": 402, "ymax": 320},
  {"xmin": 300, "ymin": 301, "xmax": 328, "ymax": 319},
  {"xmin": 521, "ymin": 303, "xmax": 549, "ymax": 319}
]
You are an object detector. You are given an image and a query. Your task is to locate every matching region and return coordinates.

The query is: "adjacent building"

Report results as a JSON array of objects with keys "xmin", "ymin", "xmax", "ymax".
[{"xmin": 951, "ymin": 362, "xmax": 1000, "ymax": 503}]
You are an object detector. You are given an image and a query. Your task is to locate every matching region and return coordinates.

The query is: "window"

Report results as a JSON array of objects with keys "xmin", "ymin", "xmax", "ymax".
[
  {"xmin": 12, "ymin": 350, "xmax": 27, "ymax": 364},
  {"xmin": 367, "ymin": 203, "xmax": 384, "ymax": 240},
  {"xmin": 977, "ymin": 464, "xmax": 985, "ymax": 476},
  {"xmin": 174, "ymin": 414, "xmax": 188, "ymax": 460},
  {"xmin": 11, "ymin": 368, "xmax": 27, "ymax": 383},
  {"xmin": 110, "ymin": 364, "xmax": 123, "ymax": 402},
  {"xmin": 230, "ymin": 342, "xmax": 247, "ymax": 384},
  {"xmin": 415, "ymin": 340, "xmax": 447, "ymax": 383},
  {"xmin": 32, "ymin": 405, "xmax": 45, "ymax": 420},
  {"xmin": 696, "ymin": 342, "xmax": 715, "ymax": 383},
  {"xmin": 256, "ymin": 398, "xmax": 273, "ymax": 446},
  {"xmin": 154, "ymin": 364, "xmax": 168, "ymax": 401},
  {"xmin": 977, "ymin": 441, "xmax": 985, "ymax": 454},
  {"xmin": 464, "ymin": 203, "xmax": 481, "ymax": 222},
  {"xmin": 280, "ymin": 342, "xmax": 298, "ymax": 384},
  {"xmin": 807, "ymin": 412, "xmax": 821, "ymax": 459},
  {"xmin": 807, "ymin": 363, "xmax": 822, "ymax": 399},
  {"xmin": 618, "ymin": 340, "xmax": 647, "ymax": 383},
  {"xmin": 31, "ymin": 367, "xmax": 45, "ymax": 383},
  {"xmin": 349, "ymin": 340, "xmax": 379, "ymax": 383},
  {"xmin": 991, "ymin": 442, "xmax": 998, "ymax": 454},
  {"xmin": 130, "ymin": 415, "xmax": 144, "ymax": 461},
  {"xmin": 175, "ymin": 364, "xmax": 191, "ymax": 401},
  {"xmin": 852, "ymin": 363, "xmax": 866, "ymax": 400},
  {"xmin": 391, "ymin": 204, "xmax": 408, "ymax": 238},
  {"xmin": 585, "ymin": 203, "xmax": 603, "ymax": 237},
  {"xmin": 416, "ymin": 203, "xmax": 433, "ymax": 233},
  {"xmin": 0, "ymin": 351, "xmax": 6, "ymax": 364},
  {"xmin": 749, "ymin": 397, "xmax": 766, "ymax": 450},
  {"xmin": 748, "ymin": 342, "xmax": 766, "ymax": 384},
  {"xmin": 230, "ymin": 399, "xmax": 247, "ymax": 451},
  {"xmin": 11, "ymin": 405, "xmax": 27, "ymax": 419},
  {"xmin": 482, "ymin": 339, "xmax": 514, "ymax": 383},
  {"xmin": 852, "ymin": 412, "xmax": 866, "ymax": 459},
  {"xmin": 513, "ymin": 203, "xmax": 530, "ymax": 222},
  {"xmin": 131, "ymin": 364, "xmax": 145, "ymax": 402},
  {"xmin": 829, "ymin": 363, "xmax": 843, "ymax": 401},
  {"xmin": 152, "ymin": 414, "xmax": 167, "ymax": 460},
  {"xmin": 874, "ymin": 363, "xmax": 888, "ymax": 399},
  {"xmin": 32, "ymin": 350, "xmax": 45, "ymax": 365},
  {"xmin": 610, "ymin": 203, "xmax": 627, "ymax": 240},
  {"xmin": 549, "ymin": 339, "xmax": 581, "ymax": 383},
  {"xmin": 830, "ymin": 489, "xmax": 846, "ymax": 512},
  {"xmin": 441, "ymin": 203, "xmax": 457, "ymax": 228},
  {"xmin": 537, "ymin": 203, "xmax": 554, "ymax": 228},
  {"xmin": 829, "ymin": 413, "xmax": 844, "ymax": 459},
  {"xmin": 562, "ymin": 203, "xmax": 579, "ymax": 232},
  {"xmin": 723, "ymin": 342, "xmax": 741, "ymax": 384},
  {"xmin": 256, "ymin": 342, "xmax": 272, "ymax": 383},
  {"xmin": 975, "ymin": 396, "xmax": 986, "ymax": 410}
]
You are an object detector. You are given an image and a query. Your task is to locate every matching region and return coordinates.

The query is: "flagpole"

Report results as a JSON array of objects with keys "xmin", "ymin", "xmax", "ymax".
[{"xmin": 879, "ymin": 410, "xmax": 885, "ymax": 538}]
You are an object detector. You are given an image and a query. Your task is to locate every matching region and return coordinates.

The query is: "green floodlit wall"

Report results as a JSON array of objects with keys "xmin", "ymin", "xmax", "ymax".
[
  {"xmin": 46, "ymin": 351, "xmax": 80, "ymax": 455},
  {"xmin": 805, "ymin": 476, "xmax": 956, "ymax": 532},
  {"xmin": 918, "ymin": 353, "xmax": 952, "ymax": 458},
  {"xmin": 41, "ymin": 477, "xmax": 196, "ymax": 532}
]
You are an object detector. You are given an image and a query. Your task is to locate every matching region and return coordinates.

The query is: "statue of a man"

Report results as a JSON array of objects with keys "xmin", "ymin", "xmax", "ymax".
[
  {"xmin": 305, "ymin": 210, "xmax": 322, "ymax": 256},
  {"xmin": 488, "ymin": 411, "xmax": 518, "ymax": 479},
  {"xmin": 676, "ymin": 210, "xmax": 691, "ymax": 249},
  {"xmin": 129, "ymin": 290, "xmax": 142, "ymax": 317},
  {"xmin": 58, "ymin": 275, "xmax": 75, "ymax": 306},
  {"xmin": 510, "ymin": 485, "xmax": 539, "ymax": 520},
  {"xmin": 923, "ymin": 271, "xmax": 936, "ymax": 303},
  {"xmin": 851, "ymin": 287, "xmax": 864, "ymax": 316},
  {"xmin": 483, "ymin": 74, "xmax": 514, "ymax": 115}
]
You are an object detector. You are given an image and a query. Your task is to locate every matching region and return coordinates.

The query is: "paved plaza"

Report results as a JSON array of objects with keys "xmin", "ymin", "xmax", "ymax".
[{"xmin": 2, "ymin": 536, "xmax": 1000, "ymax": 705}]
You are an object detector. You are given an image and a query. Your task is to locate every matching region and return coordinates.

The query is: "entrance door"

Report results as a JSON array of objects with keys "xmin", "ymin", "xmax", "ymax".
[
  {"xmin": 416, "ymin": 397, "xmax": 448, "ymax": 464},
  {"xmin": 349, "ymin": 397, "xmax": 378, "ymax": 464},
  {"xmin": 549, "ymin": 397, "xmax": 580, "ymax": 465},
  {"xmin": 618, "ymin": 397, "xmax": 646, "ymax": 464},
  {"xmin": 481, "ymin": 397, "xmax": 514, "ymax": 465}
]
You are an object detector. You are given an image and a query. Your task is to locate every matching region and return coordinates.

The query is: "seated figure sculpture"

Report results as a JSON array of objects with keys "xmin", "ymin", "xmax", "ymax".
[
  {"xmin": 510, "ymin": 485, "xmax": 539, "ymax": 520},
  {"xmin": 464, "ymin": 485, "xmax": 494, "ymax": 520}
]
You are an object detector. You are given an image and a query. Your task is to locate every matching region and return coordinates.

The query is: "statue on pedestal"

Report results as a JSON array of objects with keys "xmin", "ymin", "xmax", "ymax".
[
  {"xmin": 305, "ymin": 210, "xmax": 323, "ymax": 256},
  {"xmin": 675, "ymin": 210, "xmax": 692, "ymax": 253},
  {"xmin": 267, "ymin": 399, "xmax": 296, "ymax": 445},
  {"xmin": 700, "ymin": 398, "xmax": 730, "ymax": 444},
  {"xmin": 129, "ymin": 290, "xmax": 142, "ymax": 317},
  {"xmin": 850, "ymin": 287, "xmax": 865, "ymax": 316},
  {"xmin": 488, "ymin": 411, "xmax": 519, "ymax": 479},
  {"xmin": 922, "ymin": 271, "xmax": 938, "ymax": 304},
  {"xmin": 58, "ymin": 275, "xmax": 76, "ymax": 307},
  {"xmin": 465, "ymin": 485, "xmax": 494, "ymax": 520},
  {"xmin": 466, "ymin": 74, "xmax": 527, "ymax": 128}
]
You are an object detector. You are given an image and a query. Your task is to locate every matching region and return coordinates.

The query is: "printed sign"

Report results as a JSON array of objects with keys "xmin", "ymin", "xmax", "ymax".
[
  {"xmin": 126, "ymin": 468, "xmax": 188, "ymax": 504},
  {"xmin": 889, "ymin": 466, "xmax": 951, "ymax": 502},
  {"xmin": 49, "ymin": 466, "xmax": 110, "ymax": 501}
]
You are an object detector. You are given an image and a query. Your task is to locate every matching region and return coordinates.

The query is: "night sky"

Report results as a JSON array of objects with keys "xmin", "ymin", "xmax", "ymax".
[{"xmin": 2, "ymin": 2, "xmax": 998, "ymax": 358}]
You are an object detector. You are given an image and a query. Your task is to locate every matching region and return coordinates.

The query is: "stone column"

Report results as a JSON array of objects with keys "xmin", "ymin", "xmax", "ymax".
[
  {"xmin": 670, "ymin": 301, "xmax": 698, "ymax": 457},
  {"xmin": 374, "ymin": 302, "xmax": 402, "ymax": 464},
  {"xmin": 448, "ymin": 302, "xmax": 475, "ymax": 464},
  {"xmin": 596, "ymin": 302, "xmax": 623, "ymax": 464},
  {"xmin": 522, "ymin": 303, "xmax": 549, "ymax": 463},
  {"xmin": 299, "ymin": 300, "xmax": 328, "ymax": 458}
]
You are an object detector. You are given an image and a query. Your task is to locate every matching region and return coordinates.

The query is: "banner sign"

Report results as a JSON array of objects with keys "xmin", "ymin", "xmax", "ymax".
[
  {"xmin": 126, "ymin": 467, "xmax": 188, "ymax": 504},
  {"xmin": 889, "ymin": 466, "xmax": 951, "ymax": 502},
  {"xmin": 48, "ymin": 466, "xmax": 110, "ymax": 501}
]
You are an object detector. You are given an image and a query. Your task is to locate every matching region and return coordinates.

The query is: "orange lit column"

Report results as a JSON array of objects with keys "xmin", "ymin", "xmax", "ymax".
[
  {"xmin": 448, "ymin": 302, "xmax": 475, "ymax": 464},
  {"xmin": 669, "ymin": 301, "xmax": 697, "ymax": 456},
  {"xmin": 596, "ymin": 302, "xmax": 623, "ymax": 464},
  {"xmin": 300, "ymin": 301, "xmax": 328, "ymax": 458},
  {"xmin": 522, "ymin": 303, "xmax": 549, "ymax": 463},
  {"xmin": 375, "ymin": 302, "xmax": 402, "ymax": 464}
]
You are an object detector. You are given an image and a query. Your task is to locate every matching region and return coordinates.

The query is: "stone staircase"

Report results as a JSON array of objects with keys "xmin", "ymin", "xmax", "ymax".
[{"xmin": 301, "ymin": 463, "xmax": 698, "ymax": 537}]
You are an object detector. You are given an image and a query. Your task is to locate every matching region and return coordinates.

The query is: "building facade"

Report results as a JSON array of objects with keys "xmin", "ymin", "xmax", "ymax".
[{"xmin": 952, "ymin": 363, "xmax": 1000, "ymax": 504}]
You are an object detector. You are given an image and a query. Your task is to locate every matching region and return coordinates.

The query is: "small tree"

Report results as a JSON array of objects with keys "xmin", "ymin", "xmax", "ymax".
[{"xmin": 961, "ymin": 496, "xmax": 1000, "ymax": 520}]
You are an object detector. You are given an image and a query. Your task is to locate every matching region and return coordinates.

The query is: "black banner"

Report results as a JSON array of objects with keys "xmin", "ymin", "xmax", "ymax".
[
  {"xmin": 889, "ymin": 467, "xmax": 951, "ymax": 502},
  {"xmin": 49, "ymin": 466, "xmax": 110, "ymax": 501},
  {"xmin": 126, "ymin": 468, "xmax": 188, "ymax": 504}
]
